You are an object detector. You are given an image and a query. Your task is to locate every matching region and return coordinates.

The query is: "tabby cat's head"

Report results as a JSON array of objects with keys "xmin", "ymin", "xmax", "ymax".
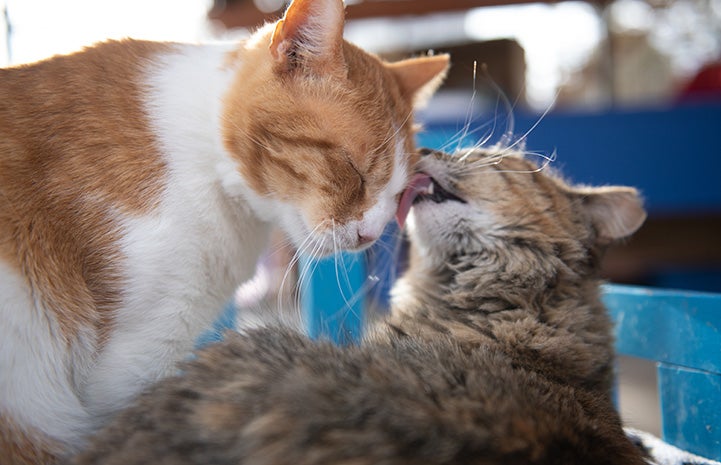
[
  {"xmin": 222, "ymin": 0, "xmax": 449, "ymax": 255},
  {"xmin": 406, "ymin": 148, "xmax": 646, "ymax": 276}
]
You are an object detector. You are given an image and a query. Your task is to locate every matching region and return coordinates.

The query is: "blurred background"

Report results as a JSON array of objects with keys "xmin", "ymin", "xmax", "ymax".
[
  {"xmin": 3, "ymin": 0, "xmax": 720, "ymax": 438},
  {"xmin": 4, "ymin": 0, "xmax": 720, "ymax": 110}
]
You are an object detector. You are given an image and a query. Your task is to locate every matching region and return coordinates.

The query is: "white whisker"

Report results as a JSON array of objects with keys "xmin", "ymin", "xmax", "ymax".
[
  {"xmin": 277, "ymin": 221, "xmax": 326, "ymax": 315},
  {"xmin": 294, "ymin": 232, "xmax": 326, "ymax": 319},
  {"xmin": 454, "ymin": 61, "xmax": 480, "ymax": 154}
]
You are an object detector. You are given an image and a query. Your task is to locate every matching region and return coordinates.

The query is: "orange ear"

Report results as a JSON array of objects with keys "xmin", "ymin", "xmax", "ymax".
[
  {"xmin": 387, "ymin": 54, "xmax": 450, "ymax": 107},
  {"xmin": 269, "ymin": 0, "xmax": 346, "ymax": 74}
]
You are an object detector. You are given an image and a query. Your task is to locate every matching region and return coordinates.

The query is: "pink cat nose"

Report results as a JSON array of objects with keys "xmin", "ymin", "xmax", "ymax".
[{"xmin": 357, "ymin": 233, "xmax": 377, "ymax": 246}]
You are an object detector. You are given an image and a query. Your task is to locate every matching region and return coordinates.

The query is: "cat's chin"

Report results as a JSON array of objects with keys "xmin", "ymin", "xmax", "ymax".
[
  {"xmin": 297, "ymin": 240, "xmax": 374, "ymax": 258},
  {"xmin": 314, "ymin": 231, "xmax": 379, "ymax": 256},
  {"xmin": 407, "ymin": 198, "xmax": 482, "ymax": 268}
]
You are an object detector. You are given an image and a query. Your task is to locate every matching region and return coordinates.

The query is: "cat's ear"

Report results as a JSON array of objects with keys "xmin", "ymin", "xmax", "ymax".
[
  {"xmin": 387, "ymin": 54, "xmax": 450, "ymax": 107},
  {"xmin": 269, "ymin": 0, "xmax": 345, "ymax": 76},
  {"xmin": 578, "ymin": 186, "xmax": 647, "ymax": 242}
]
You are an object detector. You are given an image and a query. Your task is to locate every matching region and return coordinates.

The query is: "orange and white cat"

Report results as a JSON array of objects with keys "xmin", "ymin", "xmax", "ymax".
[{"xmin": 0, "ymin": 0, "xmax": 449, "ymax": 462}]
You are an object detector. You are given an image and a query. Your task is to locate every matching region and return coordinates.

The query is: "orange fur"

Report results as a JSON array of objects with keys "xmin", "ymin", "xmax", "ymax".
[
  {"xmin": 0, "ymin": 40, "xmax": 171, "ymax": 343},
  {"xmin": 223, "ymin": 37, "xmax": 446, "ymax": 228},
  {"xmin": 0, "ymin": 416, "xmax": 63, "ymax": 465}
]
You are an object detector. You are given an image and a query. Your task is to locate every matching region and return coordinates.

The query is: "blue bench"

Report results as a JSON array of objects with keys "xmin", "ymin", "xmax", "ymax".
[{"xmin": 604, "ymin": 283, "xmax": 721, "ymax": 460}]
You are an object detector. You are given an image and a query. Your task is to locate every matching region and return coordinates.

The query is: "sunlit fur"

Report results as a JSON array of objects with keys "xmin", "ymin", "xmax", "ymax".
[
  {"xmin": 70, "ymin": 148, "xmax": 647, "ymax": 465},
  {"xmin": 0, "ymin": 0, "xmax": 449, "ymax": 461}
]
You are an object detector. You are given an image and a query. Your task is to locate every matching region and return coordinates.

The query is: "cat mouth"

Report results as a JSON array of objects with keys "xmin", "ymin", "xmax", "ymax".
[
  {"xmin": 413, "ymin": 177, "xmax": 466, "ymax": 205},
  {"xmin": 396, "ymin": 173, "xmax": 466, "ymax": 227}
]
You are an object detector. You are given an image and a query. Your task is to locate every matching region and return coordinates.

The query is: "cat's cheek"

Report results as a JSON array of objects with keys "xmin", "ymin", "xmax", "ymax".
[
  {"xmin": 357, "ymin": 197, "xmax": 396, "ymax": 245},
  {"xmin": 277, "ymin": 208, "xmax": 314, "ymax": 247},
  {"xmin": 409, "ymin": 201, "xmax": 486, "ymax": 259}
]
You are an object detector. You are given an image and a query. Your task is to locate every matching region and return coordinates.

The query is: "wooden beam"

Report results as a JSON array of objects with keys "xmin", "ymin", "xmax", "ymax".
[
  {"xmin": 208, "ymin": 1, "xmax": 271, "ymax": 30},
  {"xmin": 346, "ymin": 0, "xmax": 559, "ymax": 19},
  {"xmin": 208, "ymin": 0, "xmax": 587, "ymax": 30}
]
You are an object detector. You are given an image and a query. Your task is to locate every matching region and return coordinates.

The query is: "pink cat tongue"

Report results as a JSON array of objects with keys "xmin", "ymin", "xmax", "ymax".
[{"xmin": 396, "ymin": 173, "xmax": 432, "ymax": 228}]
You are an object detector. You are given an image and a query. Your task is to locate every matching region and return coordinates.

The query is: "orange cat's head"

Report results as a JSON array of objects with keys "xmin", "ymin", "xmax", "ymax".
[{"xmin": 222, "ymin": 0, "xmax": 448, "ymax": 256}]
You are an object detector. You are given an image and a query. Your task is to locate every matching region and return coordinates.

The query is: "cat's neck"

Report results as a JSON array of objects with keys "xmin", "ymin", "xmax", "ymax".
[
  {"xmin": 392, "ymin": 243, "xmax": 598, "ymax": 316},
  {"xmin": 388, "ymin": 244, "xmax": 615, "ymax": 393}
]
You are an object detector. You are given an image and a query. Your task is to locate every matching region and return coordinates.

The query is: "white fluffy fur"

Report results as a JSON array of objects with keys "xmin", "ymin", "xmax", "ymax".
[{"xmin": 0, "ymin": 261, "xmax": 93, "ymax": 448}]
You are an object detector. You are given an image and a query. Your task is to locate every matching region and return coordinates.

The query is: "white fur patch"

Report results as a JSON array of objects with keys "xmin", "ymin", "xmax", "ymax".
[{"xmin": 0, "ymin": 260, "xmax": 92, "ymax": 450}]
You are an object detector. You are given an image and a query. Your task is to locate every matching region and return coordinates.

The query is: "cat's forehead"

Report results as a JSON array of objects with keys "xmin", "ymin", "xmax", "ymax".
[
  {"xmin": 422, "ymin": 148, "xmax": 542, "ymax": 183},
  {"xmin": 457, "ymin": 148, "xmax": 537, "ymax": 170},
  {"xmin": 419, "ymin": 148, "xmax": 572, "ymax": 220},
  {"xmin": 293, "ymin": 89, "xmax": 415, "ymax": 173}
]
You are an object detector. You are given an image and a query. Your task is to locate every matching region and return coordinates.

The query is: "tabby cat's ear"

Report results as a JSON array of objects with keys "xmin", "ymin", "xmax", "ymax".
[
  {"xmin": 578, "ymin": 186, "xmax": 647, "ymax": 242},
  {"xmin": 387, "ymin": 54, "xmax": 450, "ymax": 107},
  {"xmin": 269, "ymin": 0, "xmax": 345, "ymax": 76}
]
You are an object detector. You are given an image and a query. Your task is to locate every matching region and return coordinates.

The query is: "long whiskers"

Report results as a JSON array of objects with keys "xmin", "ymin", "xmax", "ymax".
[
  {"xmin": 331, "ymin": 219, "xmax": 356, "ymax": 310},
  {"xmin": 455, "ymin": 62, "xmax": 508, "ymax": 159},
  {"xmin": 497, "ymin": 92, "xmax": 557, "ymax": 155},
  {"xmin": 441, "ymin": 61, "xmax": 560, "ymax": 177},
  {"xmin": 452, "ymin": 61, "xmax": 481, "ymax": 154},
  {"xmin": 293, "ymin": 233, "xmax": 327, "ymax": 326},
  {"xmin": 276, "ymin": 221, "xmax": 327, "ymax": 316}
]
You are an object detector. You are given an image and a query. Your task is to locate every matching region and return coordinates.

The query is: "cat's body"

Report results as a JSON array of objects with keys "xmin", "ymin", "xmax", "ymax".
[
  {"xmin": 71, "ymin": 147, "xmax": 648, "ymax": 465},
  {"xmin": 0, "ymin": 0, "xmax": 449, "ymax": 462}
]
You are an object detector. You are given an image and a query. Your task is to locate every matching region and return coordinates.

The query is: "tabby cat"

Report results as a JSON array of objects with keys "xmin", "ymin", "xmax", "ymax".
[
  {"xmin": 0, "ymin": 0, "xmax": 449, "ymax": 462},
  {"xmin": 71, "ymin": 147, "xmax": 648, "ymax": 465}
]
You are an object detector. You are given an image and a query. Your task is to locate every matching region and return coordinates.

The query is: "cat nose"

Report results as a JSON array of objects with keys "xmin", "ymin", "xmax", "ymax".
[
  {"xmin": 418, "ymin": 147, "xmax": 434, "ymax": 157},
  {"xmin": 357, "ymin": 233, "xmax": 377, "ymax": 246}
]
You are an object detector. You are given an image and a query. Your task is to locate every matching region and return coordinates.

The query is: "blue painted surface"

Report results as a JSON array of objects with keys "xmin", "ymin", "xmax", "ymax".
[
  {"xmin": 658, "ymin": 364, "xmax": 721, "ymax": 460},
  {"xmin": 300, "ymin": 252, "xmax": 365, "ymax": 345},
  {"xmin": 603, "ymin": 284, "xmax": 721, "ymax": 373},
  {"xmin": 604, "ymin": 283, "xmax": 721, "ymax": 460},
  {"xmin": 419, "ymin": 102, "xmax": 721, "ymax": 215}
]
